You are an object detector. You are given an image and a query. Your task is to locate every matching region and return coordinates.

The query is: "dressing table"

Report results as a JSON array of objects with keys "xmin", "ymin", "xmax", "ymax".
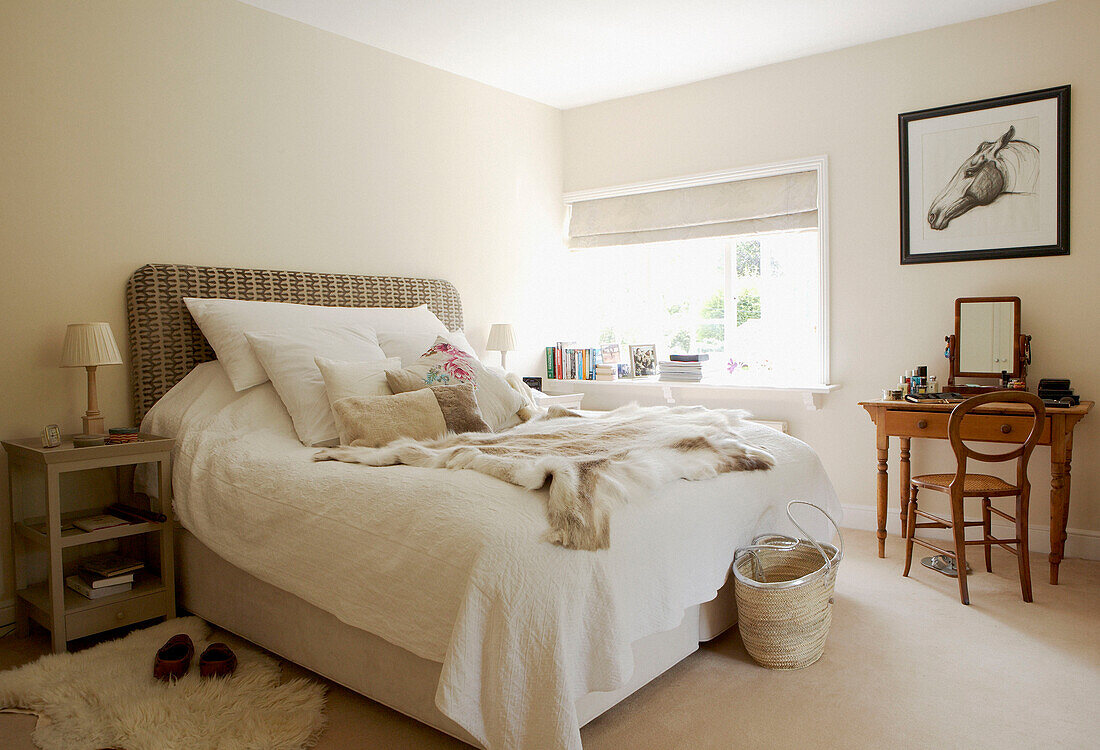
[{"xmin": 860, "ymin": 297, "xmax": 1092, "ymax": 584}]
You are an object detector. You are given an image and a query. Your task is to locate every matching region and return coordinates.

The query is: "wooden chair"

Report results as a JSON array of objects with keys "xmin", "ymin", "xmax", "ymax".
[{"xmin": 903, "ymin": 391, "xmax": 1045, "ymax": 605}]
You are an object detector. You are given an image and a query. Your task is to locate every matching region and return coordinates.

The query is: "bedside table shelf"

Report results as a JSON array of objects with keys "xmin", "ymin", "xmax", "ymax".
[
  {"xmin": 17, "ymin": 510, "xmax": 165, "ymax": 549},
  {"xmin": 3, "ymin": 433, "xmax": 176, "ymax": 652}
]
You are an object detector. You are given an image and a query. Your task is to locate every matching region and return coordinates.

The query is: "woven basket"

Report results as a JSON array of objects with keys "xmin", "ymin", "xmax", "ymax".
[{"xmin": 732, "ymin": 501, "xmax": 843, "ymax": 670}]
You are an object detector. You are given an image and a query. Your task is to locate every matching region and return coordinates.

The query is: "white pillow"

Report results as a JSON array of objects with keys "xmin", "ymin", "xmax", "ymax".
[
  {"xmin": 184, "ymin": 297, "xmax": 448, "ymax": 391},
  {"xmin": 378, "ymin": 329, "xmax": 478, "ymax": 366},
  {"xmin": 315, "ymin": 356, "xmax": 402, "ymax": 405},
  {"xmin": 244, "ymin": 326, "xmax": 387, "ymax": 446}
]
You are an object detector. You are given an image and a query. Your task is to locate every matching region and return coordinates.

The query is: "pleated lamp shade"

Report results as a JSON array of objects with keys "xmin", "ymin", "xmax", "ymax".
[
  {"xmin": 486, "ymin": 324, "xmax": 517, "ymax": 353},
  {"xmin": 486, "ymin": 324, "xmax": 517, "ymax": 369},
  {"xmin": 59, "ymin": 322, "xmax": 123, "ymax": 368}
]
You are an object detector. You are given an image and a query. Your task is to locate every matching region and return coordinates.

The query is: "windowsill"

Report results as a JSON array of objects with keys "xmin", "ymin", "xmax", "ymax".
[{"xmin": 541, "ymin": 378, "xmax": 840, "ymax": 410}]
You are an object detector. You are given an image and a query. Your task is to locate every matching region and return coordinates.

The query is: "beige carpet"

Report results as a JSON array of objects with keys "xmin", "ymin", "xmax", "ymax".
[{"xmin": 1, "ymin": 529, "xmax": 1097, "ymax": 749}]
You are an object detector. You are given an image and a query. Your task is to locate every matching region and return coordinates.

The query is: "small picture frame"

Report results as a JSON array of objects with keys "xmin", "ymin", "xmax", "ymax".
[
  {"xmin": 599, "ymin": 343, "xmax": 621, "ymax": 364},
  {"xmin": 41, "ymin": 424, "xmax": 62, "ymax": 449},
  {"xmin": 629, "ymin": 344, "xmax": 657, "ymax": 377}
]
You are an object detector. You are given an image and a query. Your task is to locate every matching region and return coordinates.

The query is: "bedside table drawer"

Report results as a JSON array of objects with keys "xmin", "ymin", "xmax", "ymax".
[{"xmin": 66, "ymin": 590, "xmax": 167, "ymax": 640}]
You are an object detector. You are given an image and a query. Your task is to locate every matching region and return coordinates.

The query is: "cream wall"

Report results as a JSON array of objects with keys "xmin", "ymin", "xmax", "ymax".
[
  {"xmin": 0, "ymin": 0, "xmax": 565, "ymax": 607},
  {"xmin": 562, "ymin": 0, "xmax": 1100, "ymax": 557}
]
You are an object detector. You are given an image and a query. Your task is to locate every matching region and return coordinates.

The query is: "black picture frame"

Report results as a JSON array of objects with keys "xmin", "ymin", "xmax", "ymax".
[{"xmin": 899, "ymin": 85, "xmax": 1069, "ymax": 265}]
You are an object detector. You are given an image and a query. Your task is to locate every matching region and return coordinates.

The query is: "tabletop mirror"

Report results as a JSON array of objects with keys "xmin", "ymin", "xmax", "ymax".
[{"xmin": 946, "ymin": 296, "xmax": 1030, "ymax": 392}]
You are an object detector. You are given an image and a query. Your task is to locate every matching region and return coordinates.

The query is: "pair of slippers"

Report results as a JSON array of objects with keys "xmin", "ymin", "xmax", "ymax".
[{"xmin": 153, "ymin": 634, "xmax": 237, "ymax": 681}]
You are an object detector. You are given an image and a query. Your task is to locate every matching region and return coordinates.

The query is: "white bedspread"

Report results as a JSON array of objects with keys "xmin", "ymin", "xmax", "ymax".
[{"xmin": 142, "ymin": 362, "xmax": 840, "ymax": 750}]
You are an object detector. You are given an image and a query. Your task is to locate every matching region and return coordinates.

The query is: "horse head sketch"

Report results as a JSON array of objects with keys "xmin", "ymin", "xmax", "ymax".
[{"xmin": 927, "ymin": 125, "xmax": 1039, "ymax": 230}]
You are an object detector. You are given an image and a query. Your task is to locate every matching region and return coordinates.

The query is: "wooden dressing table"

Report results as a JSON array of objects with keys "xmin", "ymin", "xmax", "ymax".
[{"xmin": 860, "ymin": 398, "xmax": 1092, "ymax": 584}]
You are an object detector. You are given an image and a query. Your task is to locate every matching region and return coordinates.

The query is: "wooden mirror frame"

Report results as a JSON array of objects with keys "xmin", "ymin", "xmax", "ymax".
[{"xmin": 945, "ymin": 296, "xmax": 1029, "ymax": 390}]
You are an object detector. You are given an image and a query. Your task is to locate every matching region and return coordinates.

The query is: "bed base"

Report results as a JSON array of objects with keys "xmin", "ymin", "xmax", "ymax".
[{"xmin": 177, "ymin": 530, "xmax": 736, "ymax": 747}]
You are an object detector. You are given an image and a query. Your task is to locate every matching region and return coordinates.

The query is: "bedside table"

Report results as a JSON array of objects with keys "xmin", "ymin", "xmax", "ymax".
[{"xmin": 3, "ymin": 434, "xmax": 176, "ymax": 652}]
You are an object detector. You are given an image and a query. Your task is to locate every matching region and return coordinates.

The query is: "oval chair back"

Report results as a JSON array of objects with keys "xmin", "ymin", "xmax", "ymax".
[{"xmin": 948, "ymin": 391, "xmax": 1045, "ymax": 490}]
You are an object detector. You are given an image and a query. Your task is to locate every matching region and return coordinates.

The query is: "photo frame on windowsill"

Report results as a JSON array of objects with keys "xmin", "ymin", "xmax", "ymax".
[
  {"xmin": 899, "ymin": 85, "xmax": 1069, "ymax": 265},
  {"xmin": 629, "ymin": 344, "xmax": 656, "ymax": 377}
]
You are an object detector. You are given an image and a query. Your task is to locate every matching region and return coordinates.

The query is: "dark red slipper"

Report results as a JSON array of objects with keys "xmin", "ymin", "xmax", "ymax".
[
  {"xmin": 153, "ymin": 634, "xmax": 194, "ymax": 681},
  {"xmin": 199, "ymin": 642, "xmax": 237, "ymax": 678}
]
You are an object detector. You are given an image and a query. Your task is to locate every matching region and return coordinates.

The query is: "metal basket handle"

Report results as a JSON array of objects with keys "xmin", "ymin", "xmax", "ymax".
[{"xmin": 785, "ymin": 500, "xmax": 844, "ymax": 572}]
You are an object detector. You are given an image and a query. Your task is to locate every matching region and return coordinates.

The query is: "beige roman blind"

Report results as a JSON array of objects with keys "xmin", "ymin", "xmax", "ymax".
[{"xmin": 566, "ymin": 170, "xmax": 818, "ymax": 249}]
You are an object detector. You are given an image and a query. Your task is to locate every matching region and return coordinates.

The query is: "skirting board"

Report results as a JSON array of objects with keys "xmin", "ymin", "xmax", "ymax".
[{"xmin": 840, "ymin": 504, "xmax": 1100, "ymax": 561}]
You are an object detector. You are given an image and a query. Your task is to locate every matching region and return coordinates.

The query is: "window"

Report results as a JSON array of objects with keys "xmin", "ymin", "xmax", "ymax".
[{"xmin": 563, "ymin": 159, "xmax": 828, "ymax": 387}]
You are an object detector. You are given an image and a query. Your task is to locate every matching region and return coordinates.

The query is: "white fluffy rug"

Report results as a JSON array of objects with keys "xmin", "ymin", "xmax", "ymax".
[{"xmin": 0, "ymin": 616, "xmax": 326, "ymax": 750}]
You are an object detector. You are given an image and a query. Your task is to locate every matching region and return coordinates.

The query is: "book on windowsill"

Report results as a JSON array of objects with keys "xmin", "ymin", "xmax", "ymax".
[
  {"xmin": 78, "ymin": 570, "xmax": 136, "ymax": 589},
  {"xmin": 79, "ymin": 552, "xmax": 145, "ymax": 578},
  {"xmin": 66, "ymin": 574, "xmax": 132, "ymax": 600},
  {"xmin": 668, "ymin": 353, "xmax": 711, "ymax": 362}
]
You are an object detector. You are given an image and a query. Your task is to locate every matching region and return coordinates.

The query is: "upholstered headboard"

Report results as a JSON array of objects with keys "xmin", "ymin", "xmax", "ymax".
[{"xmin": 126, "ymin": 264, "xmax": 464, "ymax": 420}]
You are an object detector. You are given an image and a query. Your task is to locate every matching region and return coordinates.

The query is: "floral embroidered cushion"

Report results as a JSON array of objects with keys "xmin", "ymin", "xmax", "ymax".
[{"xmin": 385, "ymin": 337, "xmax": 525, "ymax": 431}]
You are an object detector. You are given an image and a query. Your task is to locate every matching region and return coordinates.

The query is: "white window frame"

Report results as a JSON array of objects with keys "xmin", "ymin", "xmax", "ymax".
[{"xmin": 563, "ymin": 155, "xmax": 831, "ymax": 387}]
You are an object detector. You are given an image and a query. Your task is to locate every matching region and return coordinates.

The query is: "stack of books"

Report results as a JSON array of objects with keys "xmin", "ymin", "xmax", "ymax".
[
  {"xmin": 65, "ymin": 553, "xmax": 144, "ymax": 600},
  {"xmin": 594, "ymin": 363, "xmax": 617, "ymax": 381},
  {"xmin": 658, "ymin": 354, "xmax": 711, "ymax": 382}
]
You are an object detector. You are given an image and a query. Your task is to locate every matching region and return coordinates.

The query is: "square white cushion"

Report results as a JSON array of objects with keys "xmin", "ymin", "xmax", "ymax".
[
  {"xmin": 184, "ymin": 297, "xmax": 448, "ymax": 391},
  {"xmin": 244, "ymin": 326, "xmax": 387, "ymax": 446},
  {"xmin": 315, "ymin": 356, "xmax": 403, "ymax": 405},
  {"xmin": 378, "ymin": 329, "xmax": 478, "ymax": 366}
]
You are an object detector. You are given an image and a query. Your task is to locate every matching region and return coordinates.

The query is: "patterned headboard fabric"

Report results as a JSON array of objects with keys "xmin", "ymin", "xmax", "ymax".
[{"xmin": 126, "ymin": 264, "xmax": 464, "ymax": 420}]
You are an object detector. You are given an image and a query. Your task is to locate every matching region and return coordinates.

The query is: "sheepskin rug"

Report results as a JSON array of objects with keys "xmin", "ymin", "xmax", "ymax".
[{"xmin": 0, "ymin": 616, "xmax": 326, "ymax": 750}]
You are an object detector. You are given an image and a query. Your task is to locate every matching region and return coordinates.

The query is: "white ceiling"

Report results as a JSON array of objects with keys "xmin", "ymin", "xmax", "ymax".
[{"xmin": 237, "ymin": 0, "xmax": 1053, "ymax": 109}]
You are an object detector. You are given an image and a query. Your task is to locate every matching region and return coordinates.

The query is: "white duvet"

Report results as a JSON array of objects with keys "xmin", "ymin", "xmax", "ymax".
[{"xmin": 142, "ymin": 361, "xmax": 840, "ymax": 750}]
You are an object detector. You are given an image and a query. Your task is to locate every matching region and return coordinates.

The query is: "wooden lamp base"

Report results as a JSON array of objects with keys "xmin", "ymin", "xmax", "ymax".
[
  {"xmin": 82, "ymin": 414, "xmax": 105, "ymax": 435},
  {"xmin": 81, "ymin": 365, "xmax": 106, "ymax": 435}
]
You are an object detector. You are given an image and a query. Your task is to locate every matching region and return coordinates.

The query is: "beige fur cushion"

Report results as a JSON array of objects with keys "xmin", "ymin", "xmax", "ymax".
[
  {"xmin": 331, "ymin": 383, "xmax": 490, "ymax": 447},
  {"xmin": 384, "ymin": 337, "xmax": 524, "ymax": 431}
]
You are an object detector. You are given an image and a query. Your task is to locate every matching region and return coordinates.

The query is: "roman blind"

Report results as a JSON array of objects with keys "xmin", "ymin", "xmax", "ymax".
[{"xmin": 566, "ymin": 170, "xmax": 818, "ymax": 249}]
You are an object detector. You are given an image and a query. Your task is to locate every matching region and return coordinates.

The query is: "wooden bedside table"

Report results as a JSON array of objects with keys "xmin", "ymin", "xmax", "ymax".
[{"xmin": 3, "ymin": 434, "xmax": 176, "ymax": 652}]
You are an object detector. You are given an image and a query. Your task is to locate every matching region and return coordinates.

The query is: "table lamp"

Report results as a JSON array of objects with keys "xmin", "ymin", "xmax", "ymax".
[
  {"xmin": 59, "ymin": 322, "xmax": 123, "ymax": 434},
  {"xmin": 486, "ymin": 323, "xmax": 517, "ymax": 369}
]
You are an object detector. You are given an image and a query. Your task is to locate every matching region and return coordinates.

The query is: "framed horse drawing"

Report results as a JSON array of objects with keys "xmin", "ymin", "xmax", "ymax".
[{"xmin": 899, "ymin": 86, "xmax": 1069, "ymax": 264}]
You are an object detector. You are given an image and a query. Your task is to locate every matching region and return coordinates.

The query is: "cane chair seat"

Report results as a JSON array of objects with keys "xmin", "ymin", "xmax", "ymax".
[{"xmin": 911, "ymin": 473, "xmax": 1017, "ymax": 496}]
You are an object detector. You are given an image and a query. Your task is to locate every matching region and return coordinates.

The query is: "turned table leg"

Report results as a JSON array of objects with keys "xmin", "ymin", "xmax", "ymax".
[
  {"xmin": 1049, "ymin": 421, "xmax": 1071, "ymax": 585},
  {"xmin": 877, "ymin": 429, "xmax": 889, "ymax": 558},
  {"xmin": 899, "ymin": 437, "xmax": 911, "ymax": 539}
]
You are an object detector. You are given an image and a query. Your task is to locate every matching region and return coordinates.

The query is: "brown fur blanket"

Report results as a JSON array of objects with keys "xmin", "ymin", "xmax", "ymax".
[{"xmin": 314, "ymin": 404, "xmax": 774, "ymax": 551}]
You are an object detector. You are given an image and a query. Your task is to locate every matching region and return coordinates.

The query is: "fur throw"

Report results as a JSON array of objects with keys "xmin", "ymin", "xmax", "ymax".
[{"xmin": 315, "ymin": 404, "xmax": 774, "ymax": 551}]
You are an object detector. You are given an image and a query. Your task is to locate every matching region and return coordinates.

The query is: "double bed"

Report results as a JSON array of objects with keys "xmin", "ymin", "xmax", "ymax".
[{"xmin": 127, "ymin": 264, "xmax": 840, "ymax": 750}]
